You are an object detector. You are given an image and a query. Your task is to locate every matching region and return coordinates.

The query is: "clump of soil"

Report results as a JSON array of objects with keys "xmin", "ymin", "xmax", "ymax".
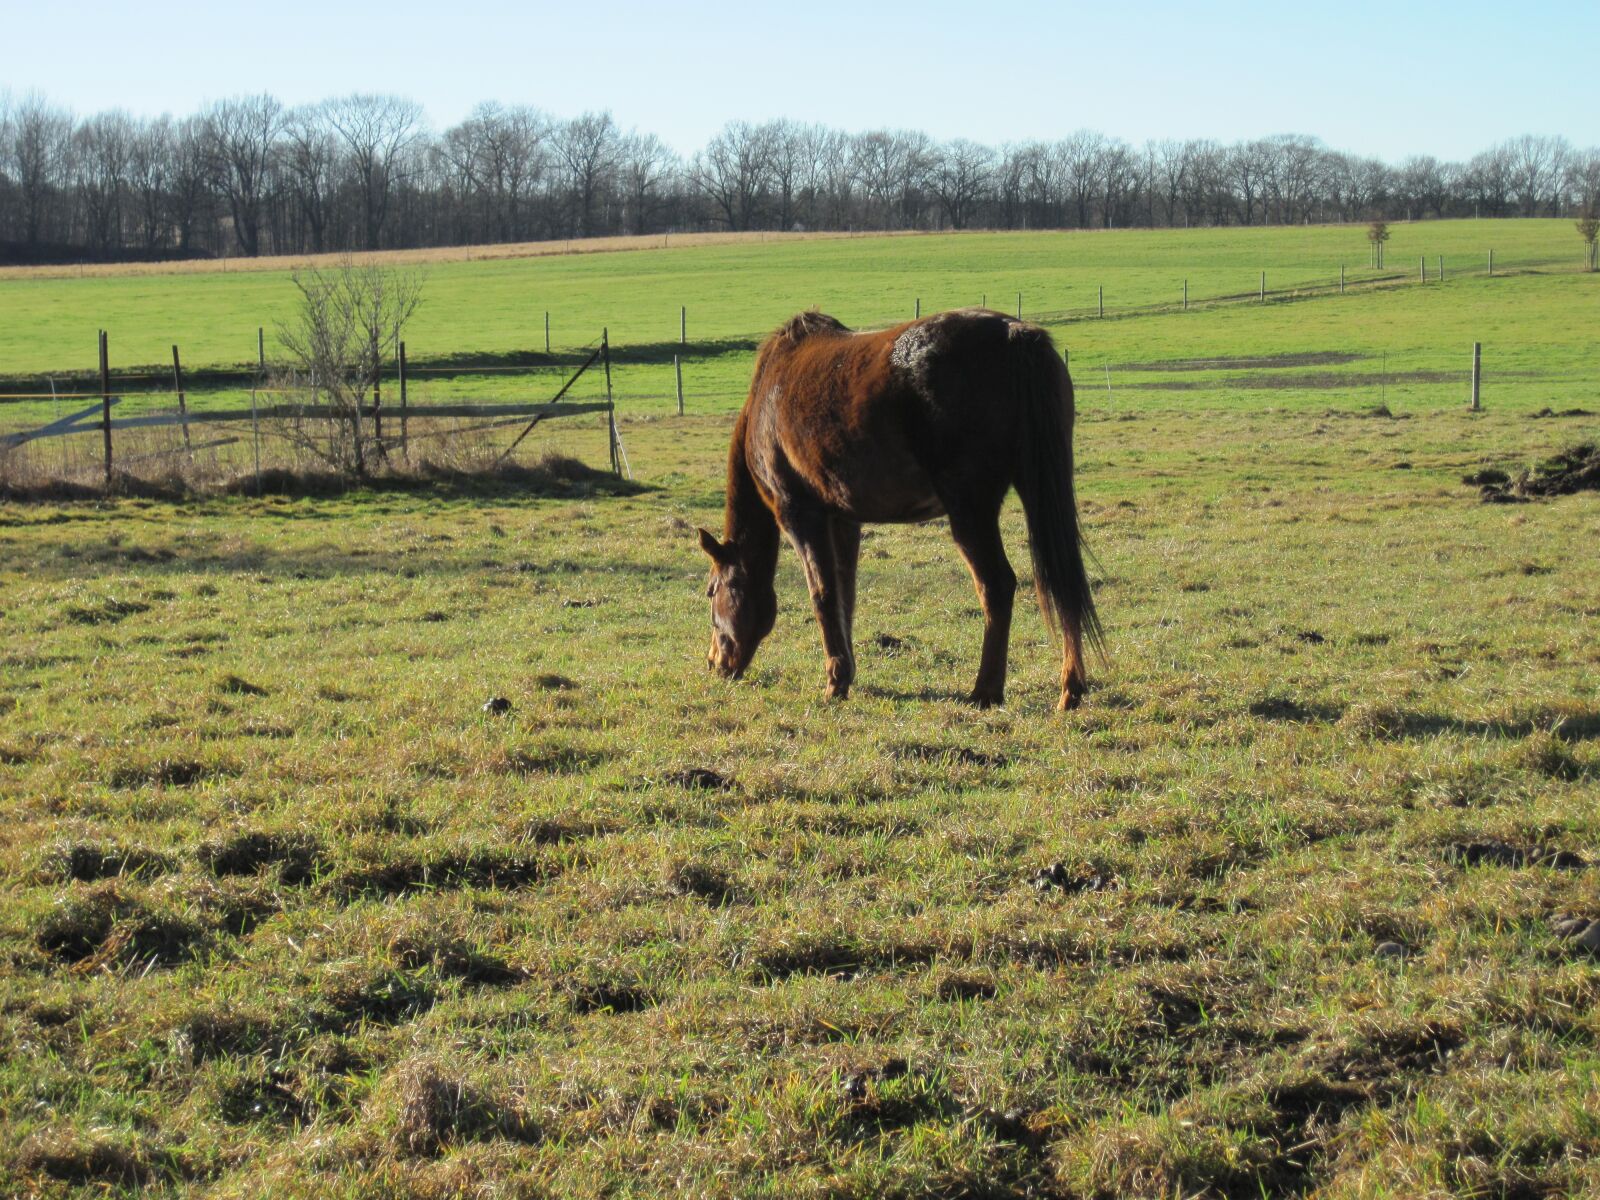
[{"xmin": 1473, "ymin": 443, "xmax": 1600, "ymax": 502}]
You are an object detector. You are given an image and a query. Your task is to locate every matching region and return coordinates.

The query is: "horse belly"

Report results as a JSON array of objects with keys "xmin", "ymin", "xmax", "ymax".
[{"xmin": 823, "ymin": 449, "xmax": 946, "ymax": 524}]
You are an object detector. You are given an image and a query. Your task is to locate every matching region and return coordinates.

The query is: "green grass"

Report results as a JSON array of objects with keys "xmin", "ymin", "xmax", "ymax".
[
  {"xmin": 2, "ymin": 220, "xmax": 1596, "ymax": 430},
  {"xmin": 2, "ymin": 225, "xmax": 1599, "ymax": 1197}
]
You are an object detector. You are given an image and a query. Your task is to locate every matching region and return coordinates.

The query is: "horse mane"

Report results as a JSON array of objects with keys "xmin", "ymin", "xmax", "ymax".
[{"xmin": 774, "ymin": 310, "xmax": 850, "ymax": 344}]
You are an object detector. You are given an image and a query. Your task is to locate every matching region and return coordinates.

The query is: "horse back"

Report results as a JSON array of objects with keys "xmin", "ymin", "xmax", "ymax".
[{"xmin": 743, "ymin": 309, "xmax": 1056, "ymax": 521}]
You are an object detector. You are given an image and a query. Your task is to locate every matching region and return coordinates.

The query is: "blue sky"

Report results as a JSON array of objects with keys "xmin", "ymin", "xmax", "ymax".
[{"xmin": 6, "ymin": 0, "xmax": 1594, "ymax": 160}]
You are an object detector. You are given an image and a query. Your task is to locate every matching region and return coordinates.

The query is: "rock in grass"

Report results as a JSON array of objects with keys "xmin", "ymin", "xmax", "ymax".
[
  {"xmin": 1574, "ymin": 924, "xmax": 1600, "ymax": 956},
  {"xmin": 1374, "ymin": 941, "xmax": 1409, "ymax": 962},
  {"xmin": 482, "ymin": 696, "xmax": 512, "ymax": 716}
]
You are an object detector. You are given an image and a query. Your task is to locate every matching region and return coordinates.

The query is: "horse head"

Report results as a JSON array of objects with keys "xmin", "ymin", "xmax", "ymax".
[{"xmin": 698, "ymin": 527, "xmax": 777, "ymax": 678}]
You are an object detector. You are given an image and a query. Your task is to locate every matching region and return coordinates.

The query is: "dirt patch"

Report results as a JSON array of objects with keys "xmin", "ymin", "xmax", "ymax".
[
  {"xmin": 334, "ymin": 849, "xmax": 547, "ymax": 896},
  {"xmin": 34, "ymin": 885, "xmax": 206, "ymax": 968},
  {"xmin": 216, "ymin": 673, "xmax": 269, "ymax": 696},
  {"xmin": 663, "ymin": 766, "xmax": 735, "ymax": 791},
  {"xmin": 317, "ymin": 968, "xmax": 436, "ymax": 1029},
  {"xmin": 42, "ymin": 841, "xmax": 174, "ymax": 882},
  {"xmin": 1113, "ymin": 351, "xmax": 1364, "ymax": 371},
  {"xmin": 389, "ymin": 932, "xmax": 522, "ymax": 986},
  {"xmin": 934, "ymin": 971, "xmax": 999, "ymax": 1002},
  {"xmin": 1249, "ymin": 697, "xmax": 1344, "ymax": 724},
  {"xmin": 198, "ymin": 831, "xmax": 323, "ymax": 884},
  {"xmin": 1444, "ymin": 841, "xmax": 1587, "ymax": 870},
  {"xmin": 566, "ymin": 980, "xmax": 658, "ymax": 1015},
  {"xmin": 893, "ymin": 743, "xmax": 1009, "ymax": 769},
  {"xmin": 1474, "ymin": 444, "xmax": 1600, "ymax": 502},
  {"xmin": 665, "ymin": 860, "xmax": 739, "ymax": 904}
]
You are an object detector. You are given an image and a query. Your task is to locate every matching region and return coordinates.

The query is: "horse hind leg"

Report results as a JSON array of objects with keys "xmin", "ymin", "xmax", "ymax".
[
  {"xmin": 830, "ymin": 517, "xmax": 862, "ymax": 644},
  {"xmin": 945, "ymin": 505, "xmax": 1016, "ymax": 708},
  {"xmin": 1058, "ymin": 617, "xmax": 1087, "ymax": 711}
]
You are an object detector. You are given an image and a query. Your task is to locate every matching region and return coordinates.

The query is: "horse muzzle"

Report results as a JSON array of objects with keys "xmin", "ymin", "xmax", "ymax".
[{"xmin": 707, "ymin": 643, "xmax": 745, "ymax": 680}]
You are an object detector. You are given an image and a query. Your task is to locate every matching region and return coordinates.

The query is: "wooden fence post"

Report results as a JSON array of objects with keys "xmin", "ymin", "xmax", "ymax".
[
  {"xmin": 1183, "ymin": 279, "xmax": 1188, "ymax": 310},
  {"xmin": 1260, "ymin": 270, "xmax": 1265, "ymax": 302},
  {"xmin": 544, "ymin": 311, "xmax": 550, "ymax": 354},
  {"xmin": 674, "ymin": 353, "xmax": 684, "ymax": 416},
  {"xmin": 1016, "ymin": 292, "xmax": 1022, "ymax": 319},
  {"xmin": 398, "ymin": 341, "xmax": 409, "ymax": 461},
  {"xmin": 249, "ymin": 381, "xmax": 262, "ymax": 494},
  {"xmin": 99, "ymin": 330, "xmax": 112, "ymax": 490},
  {"xmin": 602, "ymin": 328, "xmax": 619, "ymax": 476},
  {"xmin": 1340, "ymin": 263, "xmax": 1345, "ymax": 294},
  {"xmin": 1488, "ymin": 249, "xmax": 1493, "ymax": 276},
  {"xmin": 1470, "ymin": 342, "xmax": 1482, "ymax": 411},
  {"xmin": 1438, "ymin": 255, "xmax": 1444, "ymax": 282},
  {"xmin": 171, "ymin": 344, "xmax": 192, "ymax": 458},
  {"xmin": 680, "ymin": 305, "xmax": 686, "ymax": 346},
  {"xmin": 1097, "ymin": 285, "xmax": 1103, "ymax": 318},
  {"xmin": 915, "ymin": 297, "xmax": 920, "ymax": 319},
  {"xmin": 1420, "ymin": 255, "xmax": 1426, "ymax": 282},
  {"xmin": 257, "ymin": 326, "xmax": 265, "ymax": 374}
]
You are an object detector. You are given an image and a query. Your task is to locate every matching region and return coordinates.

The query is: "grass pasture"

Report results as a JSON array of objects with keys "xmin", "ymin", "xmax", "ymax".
[{"xmin": 2, "ymin": 223, "xmax": 1600, "ymax": 1198}]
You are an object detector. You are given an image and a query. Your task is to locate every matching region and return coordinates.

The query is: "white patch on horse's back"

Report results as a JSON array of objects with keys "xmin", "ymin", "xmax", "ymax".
[{"xmin": 890, "ymin": 325, "xmax": 936, "ymax": 373}]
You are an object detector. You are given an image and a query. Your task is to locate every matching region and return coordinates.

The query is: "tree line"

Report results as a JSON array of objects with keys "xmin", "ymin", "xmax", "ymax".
[{"xmin": 2, "ymin": 90, "xmax": 1596, "ymax": 263}]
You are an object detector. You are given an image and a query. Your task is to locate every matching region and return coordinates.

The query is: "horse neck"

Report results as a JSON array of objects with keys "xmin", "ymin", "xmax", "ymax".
[{"xmin": 724, "ymin": 417, "xmax": 779, "ymax": 578}]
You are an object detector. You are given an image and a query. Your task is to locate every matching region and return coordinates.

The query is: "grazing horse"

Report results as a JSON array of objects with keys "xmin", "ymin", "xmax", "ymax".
[{"xmin": 698, "ymin": 308, "xmax": 1100, "ymax": 711}]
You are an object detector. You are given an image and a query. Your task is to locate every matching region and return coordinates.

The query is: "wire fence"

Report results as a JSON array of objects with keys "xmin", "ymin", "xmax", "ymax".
[{"xmin": 4, "ymin": 250, "xmax": 1596, "ymax": 489}]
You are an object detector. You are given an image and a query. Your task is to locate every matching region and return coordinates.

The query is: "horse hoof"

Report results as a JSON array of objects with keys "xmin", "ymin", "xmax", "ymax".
[
  {"xmin": 825, "ymin": 685, "xmax": 851, "ymax": 701},
  {"xmin": 1057, "ymin": 689, "xmax": 1083, "ymax": 712},
  {"xmin": 969, "ymin": 691, "xmax": 1004, "ymax": 709}
]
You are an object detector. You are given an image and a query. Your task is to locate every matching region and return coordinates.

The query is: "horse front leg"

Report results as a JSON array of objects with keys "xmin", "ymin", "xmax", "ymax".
[
  {"xmin": 785, "ymin": 510, "xmax": 855, "ymax": 700},
  {"xmin": 947, "ymin": 509, "xmax": 1016, "ymax": 708}
]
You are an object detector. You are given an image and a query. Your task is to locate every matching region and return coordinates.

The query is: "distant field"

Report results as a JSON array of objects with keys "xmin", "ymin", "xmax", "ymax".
[{"xmin": 0, "ymin": 221, "xmax": 1594, "ymax": 480}]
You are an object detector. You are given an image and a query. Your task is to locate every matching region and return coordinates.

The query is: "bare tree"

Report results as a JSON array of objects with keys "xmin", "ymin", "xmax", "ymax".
[
  {"xmin": 9, "ymin": 93, "xmax": 72, "ymax": 245},
  {"xmin": 1505, "ymin": 134, "xmax": 1570, "ymax": 217},
  {"xmin": 932, "ymin": 139, "xmax": 994, "ymax": 230},
  {"xmin": 282, "ymin": 106, "xmax": 339, "ymax": 253},
  {"xmin": 275, "ymin": 261, "xmax": 423, "ymax": 477},
  {"xmin": 617, "ymin": 130, "xmax": 676, "ymax": 234},
  {"xmin": 127, "ymin": 116, "xmax": 173, "ymax": 249},
  {"xmin": 167, "ymin": 115, "xmax": 213, "ymax": 252},
  {"xmin": 204, "ymin": 94, "xmax": 284, "ymax": 255},
  {"xmin": 74, "ymin": 110, "xmax": 133, "ymax": 252},
  {"xmin": 322, "ymin": 94, "xmax": 423, "ymax": 250},
  {"xmin": 553, "ymin": 112, "xmax": 619, "ymax": 237},
  {"xmin": 763, "ymin": 119, "xmax": 810, "ymax": 231},
  {"xmin": 1058, "ymin": 130, "xmax": 1105, "ymax": 228},
  {"xmin": 691, "ymin": 120, "xmax": 773, "ymax": 231}
]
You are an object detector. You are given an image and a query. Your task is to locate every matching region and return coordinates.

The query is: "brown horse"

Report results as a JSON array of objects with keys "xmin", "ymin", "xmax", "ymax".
[{"xmin": 698, "ymin": 308, "xmax": 1100, "ymax": 710}]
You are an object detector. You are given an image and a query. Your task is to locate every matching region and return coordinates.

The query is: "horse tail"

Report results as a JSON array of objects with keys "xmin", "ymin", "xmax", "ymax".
[{"xmin": 1010, "ymin": 327, "xmax": 1103, "ymax": 679}]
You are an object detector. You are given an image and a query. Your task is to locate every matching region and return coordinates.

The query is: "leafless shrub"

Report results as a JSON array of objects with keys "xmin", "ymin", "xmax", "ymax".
[{"xmin": 273, "ymin": 258, "xmax": 422, "ymax": 478}]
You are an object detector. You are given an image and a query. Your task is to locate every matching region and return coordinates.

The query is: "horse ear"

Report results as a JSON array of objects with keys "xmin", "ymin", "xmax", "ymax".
[{"xmin": 697, "ymin": 527, "xmax": 732, "ymax": 564}]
